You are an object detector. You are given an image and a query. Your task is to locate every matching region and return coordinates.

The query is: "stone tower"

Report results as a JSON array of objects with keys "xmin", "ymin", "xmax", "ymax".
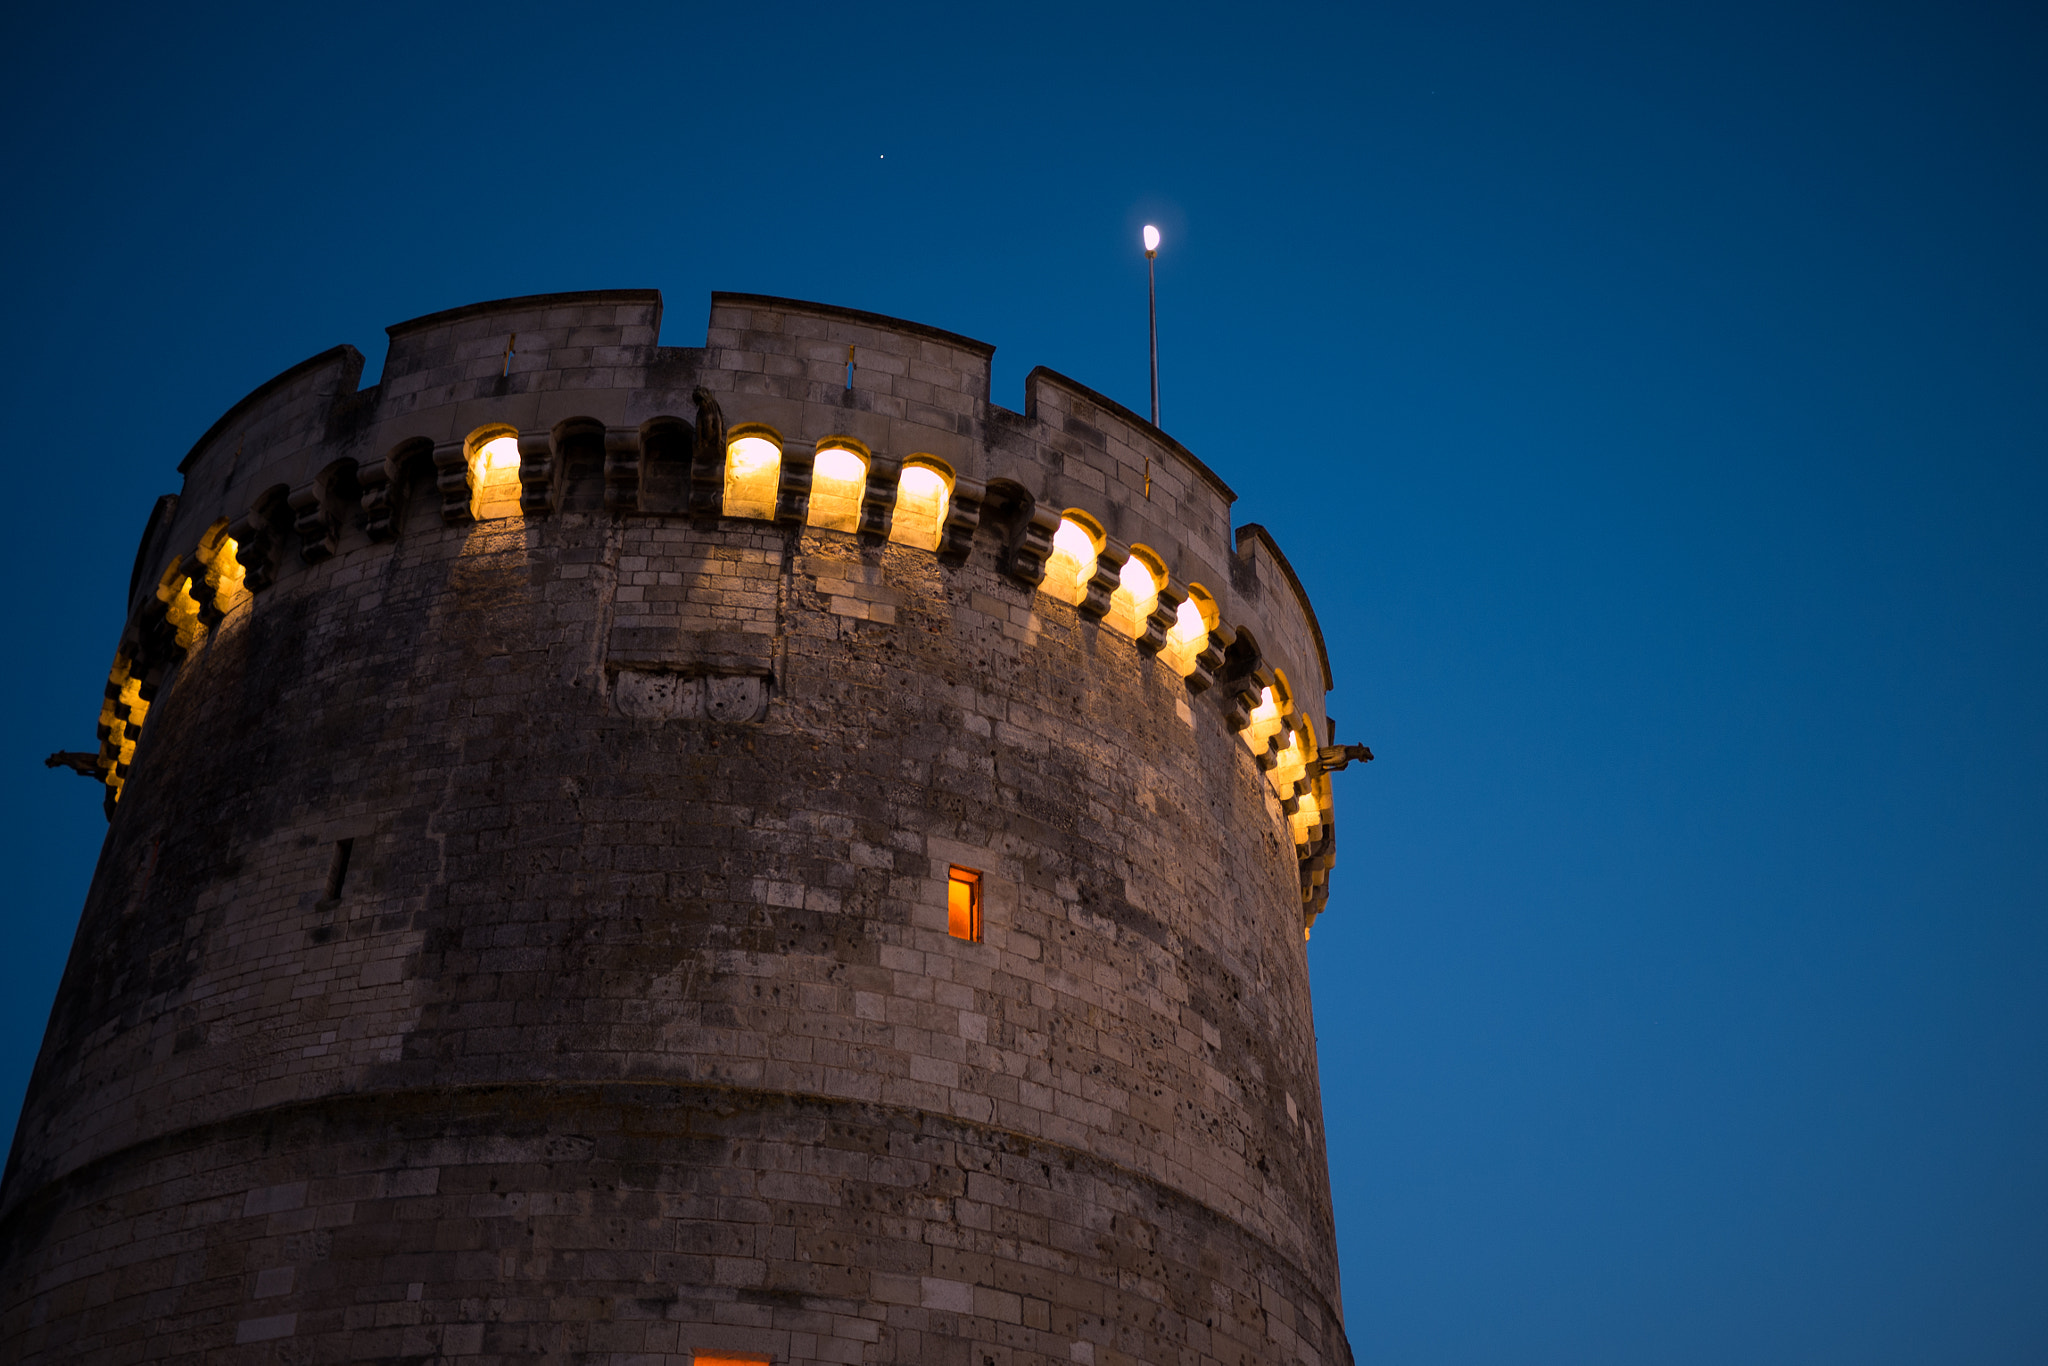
[{"xmin": 3, "ymin": 291, "xmax": 1367, "ymax": 1365}]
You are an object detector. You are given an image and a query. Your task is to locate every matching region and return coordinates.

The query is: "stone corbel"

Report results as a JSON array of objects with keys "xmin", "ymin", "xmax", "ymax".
[
  {"xmin": 1213, "ymin": 630, "xmax": 1267, "ymax": 731},
  {"xmin": 360, "ymin": 438, "xmax": 433, "ymax": 543},
  {"xmin": 1004, "ymin": 505, "xmax": 1060, "ymax": 589},
  {"xmin": 1080, "ymin": 537, "xmax": 1129, "ymax": 620},
  {"xmin": 773, "ymin": 440, "xmax": 815, "ymax": 525},
  {"xmin": 515, "ymin": 433, "xmax": 554, "ymax": 517},
  {"xmin": 1221, "ymin": 686, "xmax": 1258, "ymax": 733},
  {"xmin": 1185, "ymin": 622, "xmax": 1229, "ymax": 695},
  {"xmin": 1140, "ymin": 578, "xmax": 1185, "ymax": 655},
  {"xmin": 286, "ymin": 483, "xmax": 326, "ymax": 562},
  {"xmin": 432, "ymin": 440, "xmax": 472, "ymax": 525},
  {"xmin": 231, "ymin": 487, "xmax": 294, "ymax": 592},
  {"xmin": 357, "ymin": 463, "xmax": 395, "ymax": 541},
  {"xmin": 97, "ymin": 639, "xmax": 153, "ymax": 792},
  {"xmin": 605, "ymin": 427, "xmax": 643, "ymax": 513},
  {"xmin": 1299, "ymin": 827, "xmax": 1336, "ymax": 913},
  {"xmin": 1281, "ymin": 780, "xmax": 1325, "ymax": 833},
  {"xmin": 937, "ymin": 476, "xmax": 986, "ymax": 562},
  {"xmin": 1237, "ymin": 673, "xmax": 1283, "ymax": 745},
  {"xmin": 135, "ymin": 584, "xmax": 181, "ymax": 666},
  {"xmin": 1256, "ymin": 712, "xmax": 1307, "ymax": 774},
  {"xmin": 859, "ymin": 454, "xmax": 902, "ymax": 538},
  {"xmin": 187, "ymin": 552, "xmax": 229, "ymax": 629},
  {"xmin": 689, "ymin": 388, "xmax": 726, "ymax": 517},
  {"xmin": 289, "ymin": 461, "xmax": 360, "ymax": 564}
]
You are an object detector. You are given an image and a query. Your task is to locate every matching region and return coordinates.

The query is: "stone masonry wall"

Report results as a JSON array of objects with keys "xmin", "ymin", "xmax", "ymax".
[{"xmin": 3, "ymin": 292, "xmax": 1356, "ymax": 1366}]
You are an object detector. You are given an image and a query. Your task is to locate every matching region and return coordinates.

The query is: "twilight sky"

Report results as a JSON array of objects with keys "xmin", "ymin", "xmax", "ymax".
[{"xmin": 3, "ymin": 3, "xmax": 2044, "ymax": 1362}]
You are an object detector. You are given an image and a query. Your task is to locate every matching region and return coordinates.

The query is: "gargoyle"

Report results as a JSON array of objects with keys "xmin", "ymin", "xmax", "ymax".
[{"xmin": 1316, "ymin": 743, "xmax": 1374, "ymax": 773}]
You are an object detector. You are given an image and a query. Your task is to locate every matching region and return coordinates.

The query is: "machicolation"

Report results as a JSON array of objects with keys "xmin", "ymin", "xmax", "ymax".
[{"xmin": 6, "ymin": 290, "xmax": 1371, "ymax": 1366}]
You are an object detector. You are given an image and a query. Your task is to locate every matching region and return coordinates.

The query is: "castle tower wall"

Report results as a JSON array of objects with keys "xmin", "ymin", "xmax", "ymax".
[{"xmin": 2, "ymin": 292, "xmax": 1357, "ymax": 1366}]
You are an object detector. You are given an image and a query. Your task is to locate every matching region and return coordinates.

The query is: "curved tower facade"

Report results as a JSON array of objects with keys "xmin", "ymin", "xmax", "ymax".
[{"xmin": 2, "ymin": 291, "xmax": 1365, "ymax": 1366}]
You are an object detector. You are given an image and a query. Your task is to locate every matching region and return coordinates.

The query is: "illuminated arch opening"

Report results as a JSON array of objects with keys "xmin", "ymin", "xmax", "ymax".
[
  {"xmin": 156, "ymin": 561, "xmax": 207, "ymax": 654},
  {"xmin": 99, "ymin": 648, "xmax": 147, "ymax": 800},
  {"xmin": 1290, "ymin": 785, "xmax": 1323, "ymax": 846},
  {"xmin": 196, "ymin": 518, "xmax": 249, "ymax": 619},
  {"xmin": 808, "ymin": 440, "xmax": 869, "ymax": 533},
  {"xmin": 1164, "ymin": 583, "xmax": 1218, "ymax": 677},
  {"xmin": 1287, "ymin": 717, "xmax": 1325, "ymax": 845},
  {"xmin": 890, "ymin": 458, "xmax": 953, "ymax": 551},
  {"xmin": 1269, "ymin": 715, "xmax": 1312, "ymax": 794},
  {"xmin": 723, "ymin": 426, "xmax": 782, "ymax": 521},
  {"xmin": 1243, "ymin": 669, "xmax": 1292, "ymax": 754},
  {"xmin": 1042, "ymin": 511, "xmax": 1103, "ymax": 607},
  {"xmin": 1110, "ymin": 545, "xmax": 1165, "ymax": 640},
  {"xmin": 465, "ymin": 425, "xmax": 522, "ymax": 521}
]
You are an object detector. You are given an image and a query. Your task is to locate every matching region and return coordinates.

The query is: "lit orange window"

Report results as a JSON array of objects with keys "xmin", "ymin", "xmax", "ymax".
[
  {"xmin": 807, "ymin": 443, "xmax": 868, "ymax": 532},
  {"xmin": 468, "ymin": 430, "xmax": 523, "ymax": 521},
  {"xmin": 1109, "ymin": 547, "xmax": 1163, "ymax": 640},
  {"xmin": 723, "ymin": 432, "xmax": 782, "ymax": 520},
  {"xmin": 890, "ymin": 460, "xmax": 951, "ymax": 551},
  {"xmin": 693, "ymin": 1356, "xmax": 770, "ymax": 1366},
  {"xmin": 1043, "ymin": 514, "xmax": 1100, "ymax": 606},
  {"xmin": 947, "ymin": 866, "xmax": 982, "ymax": 942}
]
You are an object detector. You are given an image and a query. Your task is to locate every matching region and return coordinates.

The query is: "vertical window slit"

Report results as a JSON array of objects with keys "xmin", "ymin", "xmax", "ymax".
[
  {"xmin": 948, "ymin": 865, "xmax": 982, "ymax": 942},
  {"xmin": 325, "ymin": 838, "xmax": 354, "ymax": 900}
]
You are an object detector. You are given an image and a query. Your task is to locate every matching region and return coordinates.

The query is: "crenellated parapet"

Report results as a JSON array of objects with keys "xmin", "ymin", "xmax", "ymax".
[{"xmin": 96, "ymin": 290, "xmax": 1368, "ymax": 932}]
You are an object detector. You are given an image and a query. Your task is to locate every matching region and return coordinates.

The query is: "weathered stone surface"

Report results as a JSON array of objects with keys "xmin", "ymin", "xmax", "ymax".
[{"xmin": 3, "ymin": 291, "xmax": 1357, "ymax": 1366}]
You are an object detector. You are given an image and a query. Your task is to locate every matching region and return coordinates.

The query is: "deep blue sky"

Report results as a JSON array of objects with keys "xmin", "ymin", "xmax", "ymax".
[{"xmin": 4, "ymin": 2, "xmax": 2044, "ymax": 1361}]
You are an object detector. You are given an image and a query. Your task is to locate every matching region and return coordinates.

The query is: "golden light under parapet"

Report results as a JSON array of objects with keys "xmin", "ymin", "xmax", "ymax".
[
  {"xmin": 156, "ymin": 563, "xmax": 207, "ymax": 653},
  {"xmin": 197, "ymin": 522, "xmax": 249, "ymax": 618},
  {"xmin": 1164, "ymin": 588, "xmax": 1216, "ymax": 677},
  {"xmin": 723, "ymin": 434, "xmax": 781, "ymax": 520},
  {"xmin": 1243, "ymin": 684, "xmax": 1286, "ymax": 752},
  {"xmin": 469, "ymin": 432, "xmax": 523, "ymax": 521},
  {"xmin": 1110, "ymin": 550, "xmax": 1162, "ymax": 640},
  {"xmin": 1045, "ymin": 515, "xmax": 1100, "ymax": 607},
  {"xmin": 807, "ymin": 445, "xmax": 867, "ymax": 532},
  {"xmin": 1289, "ymin": 787, "xmax": 1323, "ymax": 845},
  {"xmin": 1269, "ymin": 725, "xmax": 1310, "ymax": 793},
  {"xmin": 96, "ymin": 654, "xmax": 148, "ymax": 801},
  {"xmin": 889, "ymin": 461, "xmax": 950, "ymax": 551}
]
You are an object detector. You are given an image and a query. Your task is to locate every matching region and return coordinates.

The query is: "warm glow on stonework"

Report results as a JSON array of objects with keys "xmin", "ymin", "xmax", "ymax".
[
  {"xmin": 890, "ymin": 463, "xmax": 950, "ymax": 550},
  {"xmin": 1165, "ymin": 595, "xmax": 1209, "ymax": 676},
  {"xmin": 1270, "ymin": 728, "xmax": 1309, "ymax": 790},
  {"xmin": 1112, "ymin": 553, "xmax": 1161, "ymax": 639},
  {"xmin": 947, "ymin": 866, "xmax": 982, "ymax": 941},
  {"xmin": 470, "ymin": 434, "xmax": 523, "ymax": 521},
  {"xmin": 724, "ymin": 435, "xmax": 781, "ymax": 520},
  {"xmin": 1244, "ymin": 685, "xmax": 1285, "ymax": 752},
  {"xmin": 808, "ymin": 445, "xmax": 867, "ymax": 532},
  {"xmin": 1290, "ymin": 787, "xmax": 1323, "ymax": 846},
  {"xmin": 1120, "ymin": 556, "xmax": 1159, "ymax": 614},
  {"xmin": 208, "ymin": 534, "xmax": 248, "ymax": 612},
  {"xmin": 158, "ymin": 567, "xmax": 207, "ymax": 653},
  {"xmin": 1045, "ymin": 517, "xmax": 1099, "ymax": 606},
  {"xmin": 98, "ymin": 657, "xmax": 148, "ymax": 801}
]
